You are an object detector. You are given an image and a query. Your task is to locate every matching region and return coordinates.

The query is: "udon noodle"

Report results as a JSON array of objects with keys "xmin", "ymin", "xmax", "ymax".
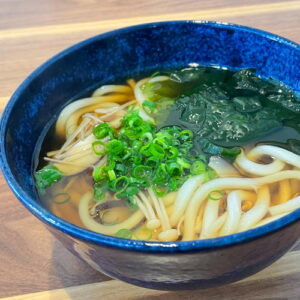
[{"xmin": 35, "ymin": 66, "xmax": 300, "ymax": 242}]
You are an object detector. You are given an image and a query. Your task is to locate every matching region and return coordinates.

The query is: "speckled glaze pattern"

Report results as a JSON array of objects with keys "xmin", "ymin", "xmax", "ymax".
[{"xmin": 1, "ymin": 21, "xmax": 300, "ymax": 290}]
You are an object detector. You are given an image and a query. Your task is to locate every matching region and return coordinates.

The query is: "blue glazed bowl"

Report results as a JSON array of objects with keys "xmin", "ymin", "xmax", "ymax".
[{"xmin": 1, "ymin": 21, "xmax": 300, "ymax": 290}]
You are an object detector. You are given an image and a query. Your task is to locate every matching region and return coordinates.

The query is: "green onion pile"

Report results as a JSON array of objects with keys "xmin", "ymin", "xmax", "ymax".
[{"xmin": 92, "ymin": 108, "xmax": 216, "ymax": 209}]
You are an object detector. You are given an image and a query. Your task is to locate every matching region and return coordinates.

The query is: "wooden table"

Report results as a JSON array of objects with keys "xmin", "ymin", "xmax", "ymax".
[{"xmin": 0, "ymin": 1, "xmax": 300, "ymax": 299}]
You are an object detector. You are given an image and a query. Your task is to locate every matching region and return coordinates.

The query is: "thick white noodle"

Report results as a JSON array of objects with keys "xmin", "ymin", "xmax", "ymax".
[
  {"xmin": 56, "ymin": 117, "xmax": 91, "ymax": 157},
  {"xmin": 252, "ymin": 213, "xmax": 288, "ymax": 228},
  {"xmin": 133, "ymin": 78, "xmax": 153, "ymax": 121},
  {"xmin": 78, "ymin": 191, "xmax": 144, "ymax": 235},
  {"xmin": 195, "ymin": 205, "xmax": 205, "ymax": 234},
  {"xmin": 220, "ymin": 191, "xmax": 244, "ymax": 236},
  {"xmin": 92, "ymin": 85, "xmax": 132, "ymax": 97},
  {"xmin": 238, "ymin": 186, "xmax": 270, "ymax": 232},
  {"xmin": 183, "ymin": 171, "xmax": 300, "ymax": 240},
  {"xmin": 134, "ymin": 78, "xmax": 149, "ymax": 107},
  {"xmin": 55, "ymin": 94, "xmax": 129, "ymax": 138},
  {"xmin": 170, "ymin": 174, "xmax": 204, "ymax": 227},
  {"xmin": 138, "ymin": 110, "xmax": 153, "ymax": 122},
  {"xmin": 269, "ymin": 195, "xmax": 300, "ymax": 216},
  {"xmin": 96, "ymin": 100, "xmax": 135, "ymax": 120},
  {"xmin": 200, "ymin": 199, "xmax": 221, "ymax": 238},
  {"xmin": 148, "ymin": 76, "xmax": 169, "ymax": 83},
  {"xmin": 158, "ymin": 229, "xmax": 179, "ymax": 242},
  {"xmin": 52, "ymin": 134, "xmax": 101, "ymax": 175},
  {"xmin": 248, "ymin": 145, "xmax": 300, "ymax": 168},
  {"xmin": 254, "ymin": 170, "xmax": 300, "ymax": 185},
  {"xmin": 201, "ymin": 213, "xmax": 227, "ymax": 239},
  {"xmin": 162, "ymin": 192, "xmax": 177, "ymax": 207},
  {"xmin": 65, "ymin": 102, "xmax": 118, "ymax": 138},
  {"xmin": 209, "ymin": 156, "xmax": 240, "ymax": 177},
  {"xmin": 183, "ymin": 177, "xmax": 257, "ymax": 240},
  {"xmin": 235, "ymin": 150, "xmax": 285, "ymax": 176}
]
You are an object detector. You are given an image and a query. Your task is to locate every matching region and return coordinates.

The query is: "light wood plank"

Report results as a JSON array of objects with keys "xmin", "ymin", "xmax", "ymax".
[
  {"xmin": 1, "ymin": 2, "xmax": 300, "ymax": 40},
  {"xmin": 0, "ymin": 9, "xmax": 299, "ymax": 99},
  {"xmin": 0, "ymin": 0, "xmax": 286, "ymax": 30},
  {"xmin": 0, "ymin": 97, "xmax": 9, "ymax": 111},
  {"xmin": 3, "ymin": 250, "xmax": 300, "ymax": 300}
]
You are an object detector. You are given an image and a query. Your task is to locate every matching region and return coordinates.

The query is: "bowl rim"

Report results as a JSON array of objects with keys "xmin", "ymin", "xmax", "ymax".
[{"xmin": 1, "ymin": 20, "xmax": 300, "ymax": 253}]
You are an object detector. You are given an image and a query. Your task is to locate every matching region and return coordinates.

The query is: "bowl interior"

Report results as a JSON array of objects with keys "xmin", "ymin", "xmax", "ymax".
[{"xmin": 1, "ymin": 21, "xmax": 300, "ymax": 249}]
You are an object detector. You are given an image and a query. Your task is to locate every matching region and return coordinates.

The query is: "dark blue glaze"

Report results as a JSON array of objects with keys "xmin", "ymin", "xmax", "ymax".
[{"xmin": 1, "ymin": 21, "xmax": 300, "ymax": 290}]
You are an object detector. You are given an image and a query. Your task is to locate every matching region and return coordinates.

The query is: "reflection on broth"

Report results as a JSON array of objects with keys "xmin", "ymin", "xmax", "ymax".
[{"xmin": 35, "ymin": 66, "xmax": 300, "ymax": 242}]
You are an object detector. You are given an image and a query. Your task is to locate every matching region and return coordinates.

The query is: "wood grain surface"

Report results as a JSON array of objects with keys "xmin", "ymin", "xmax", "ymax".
[
  {"xmin": 0, "ymin": 0, "xmax": 299, "ymax": 299},
  {"xmin": 3, "ymin": 249, "xmax": 300, "ymax": 300},
  {"xmin": 3, "ymin": 251, "xmax": 300, "ymax": 300}
]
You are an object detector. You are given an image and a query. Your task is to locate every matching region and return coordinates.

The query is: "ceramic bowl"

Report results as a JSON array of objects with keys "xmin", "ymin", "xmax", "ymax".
[{"xmin": 1, "ymin": 21, "xmax": 300, "ymax": 290}]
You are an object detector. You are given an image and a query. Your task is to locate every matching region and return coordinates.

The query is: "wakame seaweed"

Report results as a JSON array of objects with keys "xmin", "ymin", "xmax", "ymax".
[{"xmin": 145, "ymin": 67, "xmax": 300, "ymax": 161}]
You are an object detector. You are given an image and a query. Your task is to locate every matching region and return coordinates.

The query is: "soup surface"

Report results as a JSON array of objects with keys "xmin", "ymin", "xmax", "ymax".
[{"xmin": 35, "ymin": 66, "xmax": 300, "ymax": 242}]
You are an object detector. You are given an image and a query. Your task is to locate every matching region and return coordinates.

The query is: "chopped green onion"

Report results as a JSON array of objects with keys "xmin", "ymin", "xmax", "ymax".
[
  {"xmin": 92, "ymin": 141, "xmax": 106, "ymax": 155},
  {"xmin": 127, "ymin": 104, "xmax": 135, "ymax": 112},
  {"xmin": 125, "ymin": 196, "xmax": 138, "ymax": 210},
  {"xmin": 88, "ymin": 109, "xmax": 213, "ymax": 206},
  {"xmin": 153, "ymin": 137, "xmax": 168, "ymax": 149},
  {"xmin": 108, "ymin": 169, "xmax": 116, "ymax": 180},
  {"xmin": 132, "ymin": 140, "xmax": 143, "ymax": 151},
  {"xmin": 92, "ymin": 166, "xmax": 106, "ymax": 182},
  {"xmin": 93, "ymin": 182, "xmax": 106, "ymax": 202},
  {"xmin": 107, "ymin": 139, "xmax": 124, "ymax": 156},
  {"xmin": 145, "ymin": 156, "xmax": 160, "ymax": 168},
  {"xmin": 166, "ymin": 162, "xmax": 182, "ymax": 176},
  {"xmin": 106, "ymin": 160, "xmax": 116, "ymax": 170},
  {"xmin": 166, "ymin": 146, "xmax": 179, "ymax": 159},
  {"xmin": 93, "ymin": 123, "xmax": 111, "ymax": 139},
  {"xmin": 132, "ymin": 166, "xmax": 152, "ymax": 179},
  {"xmin": 113, "ymin": 176, "xmax": 129, "ymax": 191},
  {"xmin": 190, "ymin": 160, "xmax": 206, "ymax": 175},
  {"xmin": 177, "ymin": 157, "xmax": 191, "ymax": 169},
  {"xmin": 128, "ymin": 116, "xmax": 143, "ymax": 128},
  {"xmin": 153, "ymin": 186, "xmax": 168, "ymax": 197},
  {"xmin": 35, "ymin": 165, "xmax": 64, "ymax": 192},
  {"xmin": 133, "ymin": 156, "xmax": 142, "ymax": 165},
  {"xmin": 169, "ymin": 177, "xmax": 183, "ymax": 191},
  {"xmin": 203, "ymin": 168, "xmax": 218, "ymax": 182},
  {"xmin": 115, "ymin": 229, "xmax": 133, "ymax": 239},
  {"xmin": 126, "ymin": 186, "xmax": 139, "ymax": 196},
  {"xmin": 208, "ymin": 190, "xmax": 225, "ymax": 201},
  {"xmin": 122, "ymin": 128, "xmax": 139, "ymax": 139},
  {"xmin": 149, "ymin": 143, "xmax": 165, "ymax": 159},
  {"xmin": 122, "ymin": 149, "xmax": 131, "ymax": 160},
  {"xmin": 142, "ymin": 100, "xmax": 156, "ymax": 114},
  {"xmin": 115, "ymin": 163, "xmax": 125, "ymax": 173},
  {"xmin": 153, "ymin": 164, "xmax": 168, "ymax": 183},
  {"xmin": 179, "ymin": 130, "xmax": 194, "ymax": 141},
  {"xmin": 141, "ymin": 132, "xmax": 153, "ymax": 142},
  {"xmin": 140, "ymin": 144, "xmax": 151, "ymax": 156}
]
